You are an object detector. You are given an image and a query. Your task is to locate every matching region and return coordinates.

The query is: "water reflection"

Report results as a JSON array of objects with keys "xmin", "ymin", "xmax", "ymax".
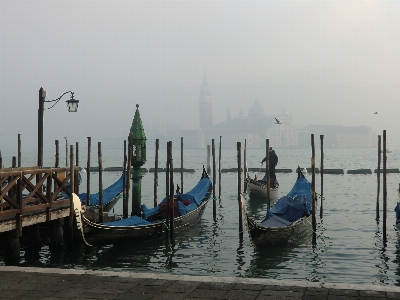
[
  {"xmin": 393, "ymin": 229, "xmax": 400, "ymax": 286},
  {"xmin": 306, "ymin": 220, "xmax": 327, "ymax": 283}
]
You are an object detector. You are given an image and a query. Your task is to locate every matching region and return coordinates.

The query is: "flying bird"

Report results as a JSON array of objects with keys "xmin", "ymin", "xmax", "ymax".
[
  {"xmin": 275, "ymin": 118, "xmax": 281, "ymax": 124},
  {"xmin": 374, "ymin": 112, "xmax": 378, "ymax": 114}
]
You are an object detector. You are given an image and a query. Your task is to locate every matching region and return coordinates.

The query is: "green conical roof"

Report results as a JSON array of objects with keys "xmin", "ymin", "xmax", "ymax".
[{"xmin": 130, "ymin": 104, "xmax": 146, "ymax": 140}]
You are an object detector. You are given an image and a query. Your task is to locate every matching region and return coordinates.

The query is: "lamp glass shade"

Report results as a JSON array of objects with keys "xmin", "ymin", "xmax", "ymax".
[{"xmin": 67, "ymin": 99, "xmax": 79, "ymax": 112}]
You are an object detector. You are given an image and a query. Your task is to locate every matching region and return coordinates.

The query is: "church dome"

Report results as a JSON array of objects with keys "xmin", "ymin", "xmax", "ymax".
[{"xmin": 248, "ymin": 99, "xmax": 266, "ymax": 117}]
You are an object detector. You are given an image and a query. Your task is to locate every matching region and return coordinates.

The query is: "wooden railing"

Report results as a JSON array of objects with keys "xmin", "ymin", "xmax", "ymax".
[{"xmin": 0, "ymin": 166, "xmax": 79, "ymax": 231}]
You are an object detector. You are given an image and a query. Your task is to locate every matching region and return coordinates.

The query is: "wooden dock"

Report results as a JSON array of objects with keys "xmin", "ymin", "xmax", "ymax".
[{"xmin": 0, "ymin": 166, "xmax": 79, "ymax": 232}]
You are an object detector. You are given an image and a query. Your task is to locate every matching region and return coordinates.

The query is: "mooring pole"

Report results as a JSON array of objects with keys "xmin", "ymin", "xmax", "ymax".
[
  {"xmin": 75, "ymin": 142, "xmax": 79, "ymax": 194},
  {"xmin": 207, "ymin": 145, "xmax": 211, "ymax": 174},
  {"xmin": 243, "ymin": 139, "xmax": 247, "ymax": 193},
  {"xmin": 38, "ymin": 87, "xmax": 44, "ymax": 168},
  {"xmin": 266, "ymin": 139, "xmax": 270, "ymax": 207},
  {"xmin": 65, "ymin": 137, "xmax": 68, "ymax": 167},
  {"xmin": 165, "ymin": 142, "xmax": 170, "ymax": 244},
  {"xmin": 123, "ymin": 139, "xmax": 128, "ymax": 219},
  {"xmin": 237, "ymin": 142, "xmax": 243, "ymax": 233},
  {"xmin": 18, "ymin": 133, "xmax": 21, "ymax": 167},
  {"xmin": 383, "ymin": 130, "xmax": 387, "ymax": 245},
  {"xmin": 218, "ymin": 136, "xmax": 222, "ymax": 199},
  {"xmin": 320, "ymin": 135, "xmax": 324, "ymax": 218},
  {"xmin": 55, "ymin": 140, "xmax": 59, "ymax": 168},
  {"xmin": 311, "ymin": 134, "xmax": 317, "ymax": 245},
  {"xmin": 154, "ymin": 139, "xmax": 159, "ymax": 207},
  {"xmin": 168, "ymin": 141, "xmax": 174, "ymax": 242},
  {"xmin": 69, "ymin": 144, "xmax": 74, "ymax": 245},
  {"xmin": 212, "ymin": 139, "xmax": 216, "ymax": 220},
  {"xmin": 181, "ymin": 137, "xmax": 183, "ymax": 193},
  {"xmin": 98, "ymin": 142, "xmax": 104, "ymax": 223},
  {"xmin": 87, "ymin": 137, "xmax": 91, "ymax": 206},
  {"xmin": 376, "ymin": 135, "xmax": 381, "ymax": 221}
]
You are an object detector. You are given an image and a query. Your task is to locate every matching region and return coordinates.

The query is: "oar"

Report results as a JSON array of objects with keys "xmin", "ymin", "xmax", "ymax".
[{"xmin": 255, "ymin": 163, "xmax": 263, "ymax": 180}]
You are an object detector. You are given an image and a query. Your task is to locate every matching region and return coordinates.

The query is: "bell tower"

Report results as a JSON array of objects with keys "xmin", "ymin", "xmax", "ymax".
[{"xmin": 198, "ymin": 68, "xmax": 213, "ymax": 129}]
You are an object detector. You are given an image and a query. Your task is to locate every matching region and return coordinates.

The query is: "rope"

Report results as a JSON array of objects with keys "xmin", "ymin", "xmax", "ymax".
[
  {"xmin": 73, "ymin": 205, "xmax": 92, "ymax": 247},
  {"xmin": 161, "ymin": 221, "xmax": 170, "ymax": 230}
]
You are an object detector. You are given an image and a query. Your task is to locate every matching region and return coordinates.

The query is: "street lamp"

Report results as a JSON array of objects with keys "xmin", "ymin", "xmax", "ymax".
[{"xmin": 38, "ymin": 87, "xmax": 80, "ymax": 167}]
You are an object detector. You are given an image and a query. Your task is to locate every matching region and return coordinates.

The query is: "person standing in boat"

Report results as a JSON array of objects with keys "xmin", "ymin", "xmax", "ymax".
[{"xmin": 261, "ymin": 147, "xmax": 279, "ymax": 187}]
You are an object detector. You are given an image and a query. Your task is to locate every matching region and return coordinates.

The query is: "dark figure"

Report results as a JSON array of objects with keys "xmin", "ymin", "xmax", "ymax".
[{"xmin": 261, "ymin": 147, "xmax": 279, "ymax": 182}]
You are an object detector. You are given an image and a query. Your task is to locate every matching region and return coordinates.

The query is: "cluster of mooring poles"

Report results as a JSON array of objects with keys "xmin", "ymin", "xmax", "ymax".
[
  {"xmin": 376, "ymin": 130, "xmax": 388, "ymax": 245},
  {"xmin": 237, "ymin": 134, "xmax": 325, "ymax": 244},
  {"xmin": 160, "ymin": 137, "xmax": 221, "ymax": 245}
]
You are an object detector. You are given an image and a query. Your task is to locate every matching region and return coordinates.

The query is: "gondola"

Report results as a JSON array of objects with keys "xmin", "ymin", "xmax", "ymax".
[
  {"xmin": 245, "ymin": 165, "xmax": 279, "ymax": 199},
  {"xmin": 245, "ymin": 174, "xmax": 279, "ymax": 198},
  {"xmin": 73, "ymin": 168, "xmax": 212, "ymax": 246},
  {"xmin": 241, "ymin": 168, "xmax": 312, "ymax": 246}
]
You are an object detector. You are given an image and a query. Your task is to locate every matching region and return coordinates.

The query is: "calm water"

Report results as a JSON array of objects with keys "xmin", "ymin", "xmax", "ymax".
[{"xmin": 2, "ymin": 147, "xmax": 400, "ymax": 286}]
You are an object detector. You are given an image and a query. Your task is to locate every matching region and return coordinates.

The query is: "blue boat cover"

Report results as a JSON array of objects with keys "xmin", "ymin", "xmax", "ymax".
[
  {"xmin": 142, "ymin": 177, "xmax": 211, "ymax": 219},
  {"xmin": 101, "ymin": 215, "xmax": 152, "ymax": 226},
  {"xmin": 78, "ymin": 175, "xmax": 125, "ymax": 206},
  {"xmin": 269, "ymin": 177, "xmax": 312, "ymax": 222}
]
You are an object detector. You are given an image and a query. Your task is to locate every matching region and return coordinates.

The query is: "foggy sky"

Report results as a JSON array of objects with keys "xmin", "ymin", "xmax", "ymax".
[{"xmin": 1, "ymin": 0, "xmax": 400, "ymax": 157}]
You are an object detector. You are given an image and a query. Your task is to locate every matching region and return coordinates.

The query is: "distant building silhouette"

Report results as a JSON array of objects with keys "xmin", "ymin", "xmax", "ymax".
[
  {"xmin": 175, "ymin": 71, "xmax": 378, "ymax": 149},
  {"xmin": 198, "ymin": 67, "xmax": 213, "ymax": 130}
]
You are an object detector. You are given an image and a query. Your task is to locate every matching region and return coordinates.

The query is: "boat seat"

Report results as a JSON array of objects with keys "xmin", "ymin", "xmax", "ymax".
[{"xmin": 259, "ymin": 215, "xmax": 292, "ymax": 228}]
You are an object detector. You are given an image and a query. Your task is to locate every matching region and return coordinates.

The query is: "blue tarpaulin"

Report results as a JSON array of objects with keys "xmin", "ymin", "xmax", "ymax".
[
  {"xmin": 78, "ymin": 175, "xmax": 125, "ymax": 206},
  {"xmin": 142, "ymin": 177, "xmax": 211, "ymax": 219},
  {"xmin": 269, "ymin": 177, "xmax": 312, "ymax": 222}
]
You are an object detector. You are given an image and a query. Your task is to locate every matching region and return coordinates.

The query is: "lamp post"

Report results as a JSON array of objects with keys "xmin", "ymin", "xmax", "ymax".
[
  {"xmin": 38, "ymin": 87, "xmax": 79, "ymax": 167},
  {"xmin": 130, "ymin": 104, "xmax": 147, "ymax": 216}
]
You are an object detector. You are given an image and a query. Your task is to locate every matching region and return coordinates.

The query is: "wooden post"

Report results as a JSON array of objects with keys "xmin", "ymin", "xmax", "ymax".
[
  {"xmin": 168, "ymin": 141, "xmax": 174, "ymax": 242},
  {"xmin": 12, "ymin": 157, "xmax": 16, "ymax": 168},
  {"xmin": 181, "ymin": 137, "xmax": 183, "ymax": 193},
  {"xmin": 320, "ymin": 135, "xmax": 324, "ymax": 218},
  {"xmin": 126, "ymin": 134, "xmax": 132, "ymax": 215},
  {"xmin": 86, "ymin": 137, "xmax": 91, "ymax": 206},
  {"xmin": 17, "ymin": 133, "xmax": 21, "ymax": 167},
  {"xmin": 38, "ymin": 87, "xmax": 44, "ymax": 168},
  {"xmin": 55, "ymin": 140, "xmax": 59, "ymax": 168},
  {"xmin": 383, "ymin": 130, "xmax": 387, "ymax": 245},
  {"xmin": 154, "ymin": 139, "xmax": 159, "ymax": 207},
  {"xmin": 218, "ymin": 136, "xmax": 222, "ymax": 199},
  {"xmin": 69, "ymin": 144, "xmax": 74, "ymax": 245},
  {"xmin": 311, "ymin": 134, "xmax": 317, "ymax": 244},
  {"xmin": 376, "ymin": 135, "xmax": 381, "ymax": 221},
  {"xmin": 75, "ymin": 142, "xmax": 79, "ymax": 194},
  {"xmin": 266, "ymin": 139, "xmax": 270, "ymax": 207},
  {"xmin": 207, "ymin": 145, "xmax": 211, "ymax": 174},
  {"xmin": 98, "ymin": 142, "xmax": 104, "ymax": 223},
  {"xmin": 123, "ymin": 139, "xmax": 128, "ymax": 219},
  {"xmin": 243, "ymin": 139, "xmax": 247, "ymax": 193},
  {"xmin": 0, "ymin": 151, "xmax": 2, "ymax": 168},
  {"xmin": 212, "ymin": 139, "xmax": 216, "ymax": 220},
  {"xmin": 237, "ymin": 142, "xmax": 243, "ymax": 233},
  {"xmin": 65, "ymin": 137, "xmax": 68, "ymax": 167},
  {"xmin": 165, "ymin": 141, "xmax": 171, "ymax": 243}
]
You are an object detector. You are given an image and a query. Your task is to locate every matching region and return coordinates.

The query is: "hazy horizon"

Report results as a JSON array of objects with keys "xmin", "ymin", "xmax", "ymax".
[{"xmin": 1, "ymin": 1, "xmax": 400, "ymax": 157}]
